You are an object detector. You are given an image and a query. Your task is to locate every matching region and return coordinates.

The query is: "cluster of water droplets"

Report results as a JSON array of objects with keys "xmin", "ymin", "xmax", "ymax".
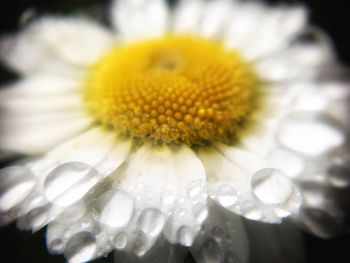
[
  {"xmin": 263, "ymin": 81, "xmax": 350, "ymax": 237},
  {"xmin": 207, "ymin": 167, "xmax": 301, "ymax": 223},
  {"xmin": 0, "ymin": 157, "xmax": 211, "ymax": 262}
]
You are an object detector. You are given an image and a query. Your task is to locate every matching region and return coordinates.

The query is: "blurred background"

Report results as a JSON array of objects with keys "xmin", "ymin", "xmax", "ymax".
[{"xmin": 0, "ymin": 0, "xmax": 349, "ymax": 262}]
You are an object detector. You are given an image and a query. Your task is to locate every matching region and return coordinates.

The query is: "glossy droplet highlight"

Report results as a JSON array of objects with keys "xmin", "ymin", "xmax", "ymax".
[
  {"xmin": 177, "ymin": 225, "xmax": 194, "ymax": 246},
  {"xmin": 98, "ymin": 190, "xmax": 134, "ymax": 228},
  {"xmin": 114, "ymin": 232, "xmax": 128, "ymax": 250},
  {"xmin": 216, "ymin": 185, "xmax": 237, "ymax": 207},
  {"xmin": 187, "ymin": 179, "xmax": 205, "ymax": 198},
  {"xmin": 251, "ymin": 168, "xmax": 294, "ymax": 205},
  {"xmin": 138, "ymin": 208, "xmax": 165, "ymax": 237},
  {"xmin": 50, "ymin": 239, "xmax": 64, "ymax": 253},
  {"xmin": 65, "ymin": 232, "xmax": 96, "ymax": 263}
]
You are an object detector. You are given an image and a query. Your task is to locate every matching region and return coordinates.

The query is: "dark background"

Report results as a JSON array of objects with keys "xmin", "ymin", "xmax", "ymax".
[{"xmin": 0, "ymin": 0, "xmax": 349, "ymax": 262}]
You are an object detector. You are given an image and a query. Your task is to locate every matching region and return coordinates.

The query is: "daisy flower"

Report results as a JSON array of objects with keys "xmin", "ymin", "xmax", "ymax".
[{"xmin": 0, "ymin": 0, "xmax": 349, "ymax": 262}]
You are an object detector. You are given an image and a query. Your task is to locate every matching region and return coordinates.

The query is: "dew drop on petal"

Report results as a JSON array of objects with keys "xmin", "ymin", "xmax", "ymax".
[
  {"xmin": 44, "ymin": 162, "xmax": 98, "ymax": 207},
  {"xmin": 177, "ymin": 225, "xmax": 194, "ymax": 246},
  {"xmin": 199, "ymin": 239, "xmax": 221, "ymax": 263},
  {"xmin": 133, "ymin": 236, "xmax": 148, "ymax": 257},
  {"xmin": 178, "ymin": 208, "xmax": 186, "ymax": 217},
  {"xmin": 243, "ymin": 208, "xmax": 262, "ymax": 221},
  {"xmin": 216, "ymin": 185, "xmax": 237, "ymax": 207},
  {"xmin": 50, "ymin": 239, "xmax": 64, "ymax": 253},
  {"xmin": 98, "ymin": 190, "xmax": 134, "ymax": 228},
  {"xmin": 113, "ymin": 232, "xmax": 128, "ymax": 250},
  {"xmin": 188, "ymin": 179, "xmax": 205, "ymax": 198},
  {"xmin": 138, "ymin": 208, "xmax": 165, "ymax": 237},
  {"xmin": 278, "ymin": 113, "xmax": 345, "ymax": 156},
  {"xmin": 65, "ymin": 232, "xmax": 96, "ymax": 263},
  {"xmin": 0, "ymin": 166, "xmax": 36, "ymax": 212},
  {"xmin": 251, "ymin": 169, "xmax": 294, "ymax": 205},
  {"xmin": 161, "ymin": 192, "xmax": 176, "ymax": 207},
  {"xmin": 193, "ymin": 203, "xmax": 209, "ymax": 224}
]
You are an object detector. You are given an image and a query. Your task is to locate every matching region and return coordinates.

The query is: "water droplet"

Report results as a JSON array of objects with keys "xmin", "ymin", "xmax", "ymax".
[
  {"xmin": 50, "ymin": 239, "xmax": 63, "ymax": 253},
  {"xmin": 0, "ymin": 166, "xmax": 36, "ymax": 211},
  {"xmin": 138, "ymin": 208, "xmax": 165, "ymax": 237},
  {"xmin": 134, "ymin": 237, "xmax": 147, "ymax": 257},
  {"xmin": 98, "ymin": 190, "xmax": 134, "ymax": 228},
  {"xmin": 80, "ymin": 219, "xmax": 91, "ymax": 229},
  {"xmin": 178, "ymin": 208, "xmax": 186, "ymax": 217},
  {"xmin": 216, "ymin": 185, "xmax": 237, "ymax": 207},
  {"xmin": 199, "ymin": 239, "xmax": 221, "ymax": 263},
  {"xmin": 244, "ymin": 209, "xmax": 262, "ymax": 220},
  {"xmin": 188, "ymin": 179, "xmax": 205, "ymax": 198},
  {"xmin": 251, "ymin": 168, "xmax": 294, "ymax": 205},
  {"xmin": 44, "ymin": 162, "xmax": 99, "ymax": 207},
  {"xmin": 65, "ymin": 232, "xmax": 96, "ymax": 263},
  {"xmin": 177, "ymin": 225, "xmax": 194, "ymax": 246},
  {"xmin": 278, "ymin": 113, "xmax": 345, "ymax": 156},
  {"xmin": 114, "ymin": 232, "xmax": 128, "ymax": 250},
  {"xmin": 161, "ymin": 192, "xmax": 176, "ymax": 206},
  {"xmin": 210, "ymin": 226, "xmax": 224, "ymax": 242},
  {"xmin": 193, "ymin": 203, "xmax": 208, "ymax": 224}
]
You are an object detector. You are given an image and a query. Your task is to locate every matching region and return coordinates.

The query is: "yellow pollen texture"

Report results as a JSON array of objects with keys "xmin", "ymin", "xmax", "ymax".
[{"xmin": 84, "ymin": 35, "xmax": 260, "ymax": 145}]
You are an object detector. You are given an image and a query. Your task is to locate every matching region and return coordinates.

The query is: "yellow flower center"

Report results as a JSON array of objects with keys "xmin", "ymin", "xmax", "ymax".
[{"xmin": 83, "ymin": 35, "xmax": 261, "ymax": 146}]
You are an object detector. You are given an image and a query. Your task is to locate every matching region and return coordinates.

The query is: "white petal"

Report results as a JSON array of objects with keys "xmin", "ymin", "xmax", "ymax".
[
  {"xmin": 94, "ymin": 138, "xmax": 132, "ymax": 175},
  {"xmin": 111, "ymin": 0, "xmax": 169, "ymax": 41},
  {"xmin": 197, "ymin": 0, "xmax": 233, "ymax": 38},
  {"xmin": 0, "ymin": 114, "xmax": 91, "ymax": 154},
  {"xmin": 172, "ymin": 0, "xmax": 204, "ymax": 33},
  {"xmin": 223, "ymin": 2, "xmax": 267, "ymax": 55},
  {"xmin": 118, "ymin": 144, "xmax": 205, "ymax": 195},
  {"xmin": 224, "ymin": 4, "xmax": 308, "ymax": 60},
  {"xmin": 117, "ymin": 144, "xmax": 175, "ymax": 192},
  {"xmin": 255, "ymin": 37, "xmax": 333, "ymax": 82},
  {"xmin": 0, "ymin": 93, "xmax": 83, "ymax": 115},
  {"xmin": 0, "ymin": 74, "xmax": 81, "ymax": 97},
  {"xmin": 44, "ymin": 162, "xmax": 100, "ymax": 207},
  {"xmin": 1, "ymin": 16, "xmax": 114, "ymax": 74},
  {"xmin": 47, "ymin": 128, "xmax": 116, "ymax": 168},
  {"xmin": 277, "ymin": 112, "xmax": 346, "ymax": 156},
  {"xmin": 240, "ymin": 6, "xmax": 307, "ymax": 60},
  {"xmin": 0, "ymin": 166, "xmax": 36, "ymax": 212},
  {"xmin": 172, "ymin": 145, "xmax": 207, "ymax": 192},
  {"xmin": 98, "ymin": 190, "xmax": 134, "ymax": 228}
]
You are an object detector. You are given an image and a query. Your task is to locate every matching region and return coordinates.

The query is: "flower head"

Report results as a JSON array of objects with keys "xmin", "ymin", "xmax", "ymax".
[{"xmin": 0, "ymin": 0, "xmax": 349, "ymax": 262}]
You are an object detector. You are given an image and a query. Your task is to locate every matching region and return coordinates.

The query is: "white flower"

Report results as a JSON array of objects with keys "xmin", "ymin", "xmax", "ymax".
[{"xmin": 0, "ymin": 0, "xmax": 349, "ymax": 262}]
